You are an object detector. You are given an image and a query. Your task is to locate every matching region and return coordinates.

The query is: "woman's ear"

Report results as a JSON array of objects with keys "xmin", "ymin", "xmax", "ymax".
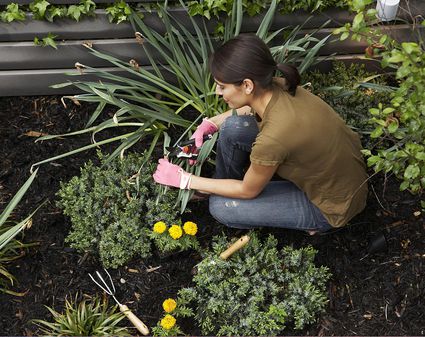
[{"xmin": 242, "ymin": 79, "xmax": 255, "ymax": 95}]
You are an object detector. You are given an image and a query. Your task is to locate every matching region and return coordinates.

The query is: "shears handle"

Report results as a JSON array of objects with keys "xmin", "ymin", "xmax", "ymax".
[{"xmin": 178, "ymin": 134, "xmax": 213, "ymax": 147}]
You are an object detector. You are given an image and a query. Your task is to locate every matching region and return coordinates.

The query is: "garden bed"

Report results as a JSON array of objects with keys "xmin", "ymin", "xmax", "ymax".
[{"xmin": 0, "ymin": 94, "xmax": 424, "ymax": 335}]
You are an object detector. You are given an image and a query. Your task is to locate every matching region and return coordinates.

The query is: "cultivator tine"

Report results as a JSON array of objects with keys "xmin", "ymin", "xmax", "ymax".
[
  {"xmin": 88, "ymin": 268, "xmax": 150, "ymax": 335},
  {"xmin": 103, "ymin": 268, "xmax": 116, "ymax": 294}
]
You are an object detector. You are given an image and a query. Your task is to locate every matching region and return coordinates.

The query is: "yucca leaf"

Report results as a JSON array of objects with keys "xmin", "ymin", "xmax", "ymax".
[{"xmin": 0, "ymin": 169, "xmax": 38, "ymax": 226}]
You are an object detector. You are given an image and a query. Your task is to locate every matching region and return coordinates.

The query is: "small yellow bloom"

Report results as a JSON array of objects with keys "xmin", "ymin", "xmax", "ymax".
[
  {"xmin": 153, "ymin": 221, "xmax": 167, "ymax": 234},
  {"xmin": 160, "ymin": 314, "xmax": 176, "ymax": 330},
  {"xmin": 183, "ymin": 221, "xmax": 198, "ymax": 236},
  {"xmin": 162, "ymin": 298, "xmax": 177, "ymax": 313},
  {"xmin": 168, "ymin": 225, "xmax": 183, "ymax": 240}
]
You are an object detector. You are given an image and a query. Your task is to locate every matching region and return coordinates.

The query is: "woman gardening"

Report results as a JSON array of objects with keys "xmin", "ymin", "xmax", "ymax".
[{"xmin": 153, "ymin": 34, "xmax": 368, "ymax": 233}]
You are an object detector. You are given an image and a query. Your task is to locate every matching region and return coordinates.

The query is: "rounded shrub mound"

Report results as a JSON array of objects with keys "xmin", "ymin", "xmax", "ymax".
[
  {"xmin": 178, "ymin": 233, "xmax": 331, "ymax": 336},
  {"xmin": 57, "ymin": 151, "xmax": 180, "ymax": 268}
]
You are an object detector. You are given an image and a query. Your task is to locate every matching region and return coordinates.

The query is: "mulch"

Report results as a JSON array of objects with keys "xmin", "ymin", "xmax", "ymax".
[{"xmin": 0, "ymin": 96, "xmax": 424, "ymax": 336}]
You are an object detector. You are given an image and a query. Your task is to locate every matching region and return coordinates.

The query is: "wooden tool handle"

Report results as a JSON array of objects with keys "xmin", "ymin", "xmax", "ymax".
[
  {"xmin": 119, "ymin": 304, "xmax": 150, "ymax": 336},
  {"xmin": 219, "ymin": 235, "xmax": 250, "ymax": 260}
]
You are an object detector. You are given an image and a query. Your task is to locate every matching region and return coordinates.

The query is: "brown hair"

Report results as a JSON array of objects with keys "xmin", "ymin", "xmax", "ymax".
[{"xmin": 209, "ymin": 34, "xmax": 300, "ymax": 96}]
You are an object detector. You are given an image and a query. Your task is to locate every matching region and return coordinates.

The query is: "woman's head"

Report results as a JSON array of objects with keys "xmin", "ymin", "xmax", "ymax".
[{"xmin": 209, "ymin": 34, "xmax": 300, "ymax": 96}]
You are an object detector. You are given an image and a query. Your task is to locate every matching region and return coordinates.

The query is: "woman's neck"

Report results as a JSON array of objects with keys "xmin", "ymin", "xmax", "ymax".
[{"xmin": 249, "ymin": 88, "xmax": 274, "ymax": 119}]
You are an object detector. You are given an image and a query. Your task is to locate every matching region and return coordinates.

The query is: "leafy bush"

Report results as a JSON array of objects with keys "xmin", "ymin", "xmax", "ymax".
[
  {"xmin": 334, "ymin": 0, "xmax": 425, "ymax": 203},
  {"xmin": 188, "ymin": 0, "xmax": 349, "ymax": 19},
  {"xmin": 57, "ymin": 151, "xmax": 181, "ymax": 268},
  {"xmin": 306, "ymin": 62, "xmax": 391, "ymax": 143},
  {"xmin": 177, "ymin": 233, "xmax": 331, "ymax": 335},
  {"xmin": 33, "ymin": 294, "xmax": 130, "ymax": 336}
]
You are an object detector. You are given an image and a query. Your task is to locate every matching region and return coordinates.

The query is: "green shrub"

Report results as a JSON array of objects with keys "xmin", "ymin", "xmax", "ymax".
[
  {"xmin": 57, "ymin": 151, "xmax": 181, "ymax": 268},
  {"xmin": 178, "ymin": 233, "xmax": 331, "ymax": 335},
  {"xmin": 33, "ymin": 294, "xmax": 130, "ymax": 336},
  {"xmin": 334, "ymin": 0, "xmax": 425, "ymax": 202},
  {"xmin": 305, "ymin": 62, "xmax": 391, "ymax": 141}
]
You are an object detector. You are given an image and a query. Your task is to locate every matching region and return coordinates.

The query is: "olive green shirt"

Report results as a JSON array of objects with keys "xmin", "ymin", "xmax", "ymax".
[{"xmin": 250, "ymin": 83, "xmax": 368, "ymax": 227}]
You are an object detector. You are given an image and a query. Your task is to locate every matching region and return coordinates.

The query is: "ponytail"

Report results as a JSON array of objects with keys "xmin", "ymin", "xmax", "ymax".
[{"xmin": 276, "ymin": 63, "xmax": 300, "ymax": 96}]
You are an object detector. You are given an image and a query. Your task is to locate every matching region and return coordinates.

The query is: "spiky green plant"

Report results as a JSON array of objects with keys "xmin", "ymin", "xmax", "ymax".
[
  {"xmin": 0, "ymin": 169, "xmax": 41, "ymax": 295},
  {"xmin": 32, "ymin": 294, "xmax": 131, "ymax": 336}
]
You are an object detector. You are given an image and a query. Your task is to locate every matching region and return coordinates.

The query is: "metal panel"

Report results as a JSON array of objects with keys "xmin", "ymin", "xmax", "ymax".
[
  {"xmin": 0, "ymin": 54, "xmax": 385, "ymax": 97},
  {"xmin": 0, "ymin": 39, "xmax": 160, "ymax": 70},
  {"xmin": 0, "ymin": 66, "xmax": 151, "ymax": 96}
]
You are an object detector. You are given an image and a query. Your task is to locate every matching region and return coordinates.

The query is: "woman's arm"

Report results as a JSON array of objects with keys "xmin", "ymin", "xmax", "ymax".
[
  {"xmin": 189, "ymin": 162, "xmax": 278, "ymax": 199},
  {"xmin": 209, "ymin": 105, "xmax": 252, "ymax": 128}
]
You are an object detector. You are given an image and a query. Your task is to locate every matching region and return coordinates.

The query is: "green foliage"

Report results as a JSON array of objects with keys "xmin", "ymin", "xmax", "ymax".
[
  {"xmin": 57, "ymin": 151, "xmax": 181, "ymax": 268},
  {"xmin": 306, "ymin": 62, "xmax": 391, "ymax": 139},
  {"xmin": 34, "ymin": 32, "xmax": 58, "ymax": 49},
  {"xmin": 334, "ymin": 0, "xmax": 425, "ymax": 199},
  {"xmin": 27, "ymin": 0, "xmax": 95, "ymax": 22},
  {"xmin": 29, "ymin": 0, "xmax": 51, "ymax": 20},
  {"xmin": 187, "ymin": 0, "xmax": 349, "ymax": 19},
  {"xmin": 32, "ymin": 294, "xmax": 130, "ymax": 336},
  {"xmin": 0, "ymin": 169, "xmax": 40, "ymax": 296},
  {"xmin": 178, "ymin": 233, "xmax": 331, "ymax": 335},
  {"xmin": 0, "ymin": 3, "xmax": 26, "ymax": 22},
  {"xmin": 67, "ymin": 0, "xmax": 96, "ymax": 21},
  {"xmin": 106, "ymin": 0, "xmax": 133, "ymax": 23}
]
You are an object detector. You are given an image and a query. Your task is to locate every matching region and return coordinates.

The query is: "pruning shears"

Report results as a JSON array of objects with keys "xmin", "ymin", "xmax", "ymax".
[{"xmin": 166, "ymin": 135, "xmax": 212, "ymax": 159}]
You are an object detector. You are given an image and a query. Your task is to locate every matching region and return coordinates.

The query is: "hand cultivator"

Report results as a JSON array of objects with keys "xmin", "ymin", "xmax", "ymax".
[
  {"xmin": 220, "ymin": 235, "xmax": 250, "ymax": 260},
  {"xmin": 89, "ymin": 269, "xmax": 150, "ymax": 335}
]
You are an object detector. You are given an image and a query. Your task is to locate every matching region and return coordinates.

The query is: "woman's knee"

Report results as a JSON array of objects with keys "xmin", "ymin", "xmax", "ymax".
[{"xmin": 219, "ymin": 115, "xmax": 258, "ymax": 145}]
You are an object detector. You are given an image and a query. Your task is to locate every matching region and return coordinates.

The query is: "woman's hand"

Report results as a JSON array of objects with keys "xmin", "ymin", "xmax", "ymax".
[
  {"xmin": 191, "ymin": 118, "xmax": 218, "ymax": 148},
  {"xmin": 153, "ymin": 158, "xmax": 192, "ymax": 189}
]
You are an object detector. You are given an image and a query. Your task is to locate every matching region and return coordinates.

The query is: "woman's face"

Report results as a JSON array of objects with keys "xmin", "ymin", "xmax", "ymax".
[{"xmin": 214, "ymin": 79, "xmax": 250, "ymax": 109}]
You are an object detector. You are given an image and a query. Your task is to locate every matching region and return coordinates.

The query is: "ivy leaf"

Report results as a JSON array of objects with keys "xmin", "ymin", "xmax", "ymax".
[
  {"xmin": 67, "ymin": 5, "xmax": 82, "ymax": 21},
  {"xmin": 34, "ymin": 33, "xmax": 58, "ymax": 49},
  {"xmin": 46, "ymin": 6, "xmax": 66, "ymax": 22},
  {"xmin": 1, "ymin": 3, "xmax": 26, "ymax": 22},
  {"xmin": 30, "ymin": 0, "xmax": 50, "ymax": 20}
]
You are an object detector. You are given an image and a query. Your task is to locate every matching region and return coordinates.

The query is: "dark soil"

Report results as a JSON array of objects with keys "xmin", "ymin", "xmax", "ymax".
[{"xmin": 0, "ymin": 96, "xmax": 424, "ymax": 336}]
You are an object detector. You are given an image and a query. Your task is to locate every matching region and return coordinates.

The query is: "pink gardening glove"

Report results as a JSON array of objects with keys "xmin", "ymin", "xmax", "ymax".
[
  {"xmin": 153, "ymin": 158, "xmax": 192, "ymax": 189},
  {"xmin": 189, "ymin": 118, "xmax": 218, "ymax": 165},
  {"xmin": 191, "ymin": 118, "xmax": 218, "ymax": 148}
]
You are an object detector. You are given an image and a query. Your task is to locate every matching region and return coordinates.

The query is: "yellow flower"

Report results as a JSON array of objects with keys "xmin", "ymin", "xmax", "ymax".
[
  {"xmin": 183, "ymin": 221, "xmax": 198, "ymax": 236},
  {"xmin": 162, "ymin": 298, "xmax": 177, "ymax": 313},
  {"xmin": 168, "ymin": 225, "xmax": 183, "ymax": 240},
  {"xmin": 153, "ymin": 221, "xmax": 167, "ymax": 234},
  {"xmin": 160, "ymin": 314, "xmax": 176, "ymax": 330}
]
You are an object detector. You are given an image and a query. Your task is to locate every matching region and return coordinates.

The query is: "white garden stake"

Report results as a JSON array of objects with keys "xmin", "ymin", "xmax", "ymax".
[
  {"xmin": 376, "ymin": 0, "xmax": 400, "ymax": 21},
  {"xmin": 89, "ymin": 269, "xmax": 150, "ymax": 335}
]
